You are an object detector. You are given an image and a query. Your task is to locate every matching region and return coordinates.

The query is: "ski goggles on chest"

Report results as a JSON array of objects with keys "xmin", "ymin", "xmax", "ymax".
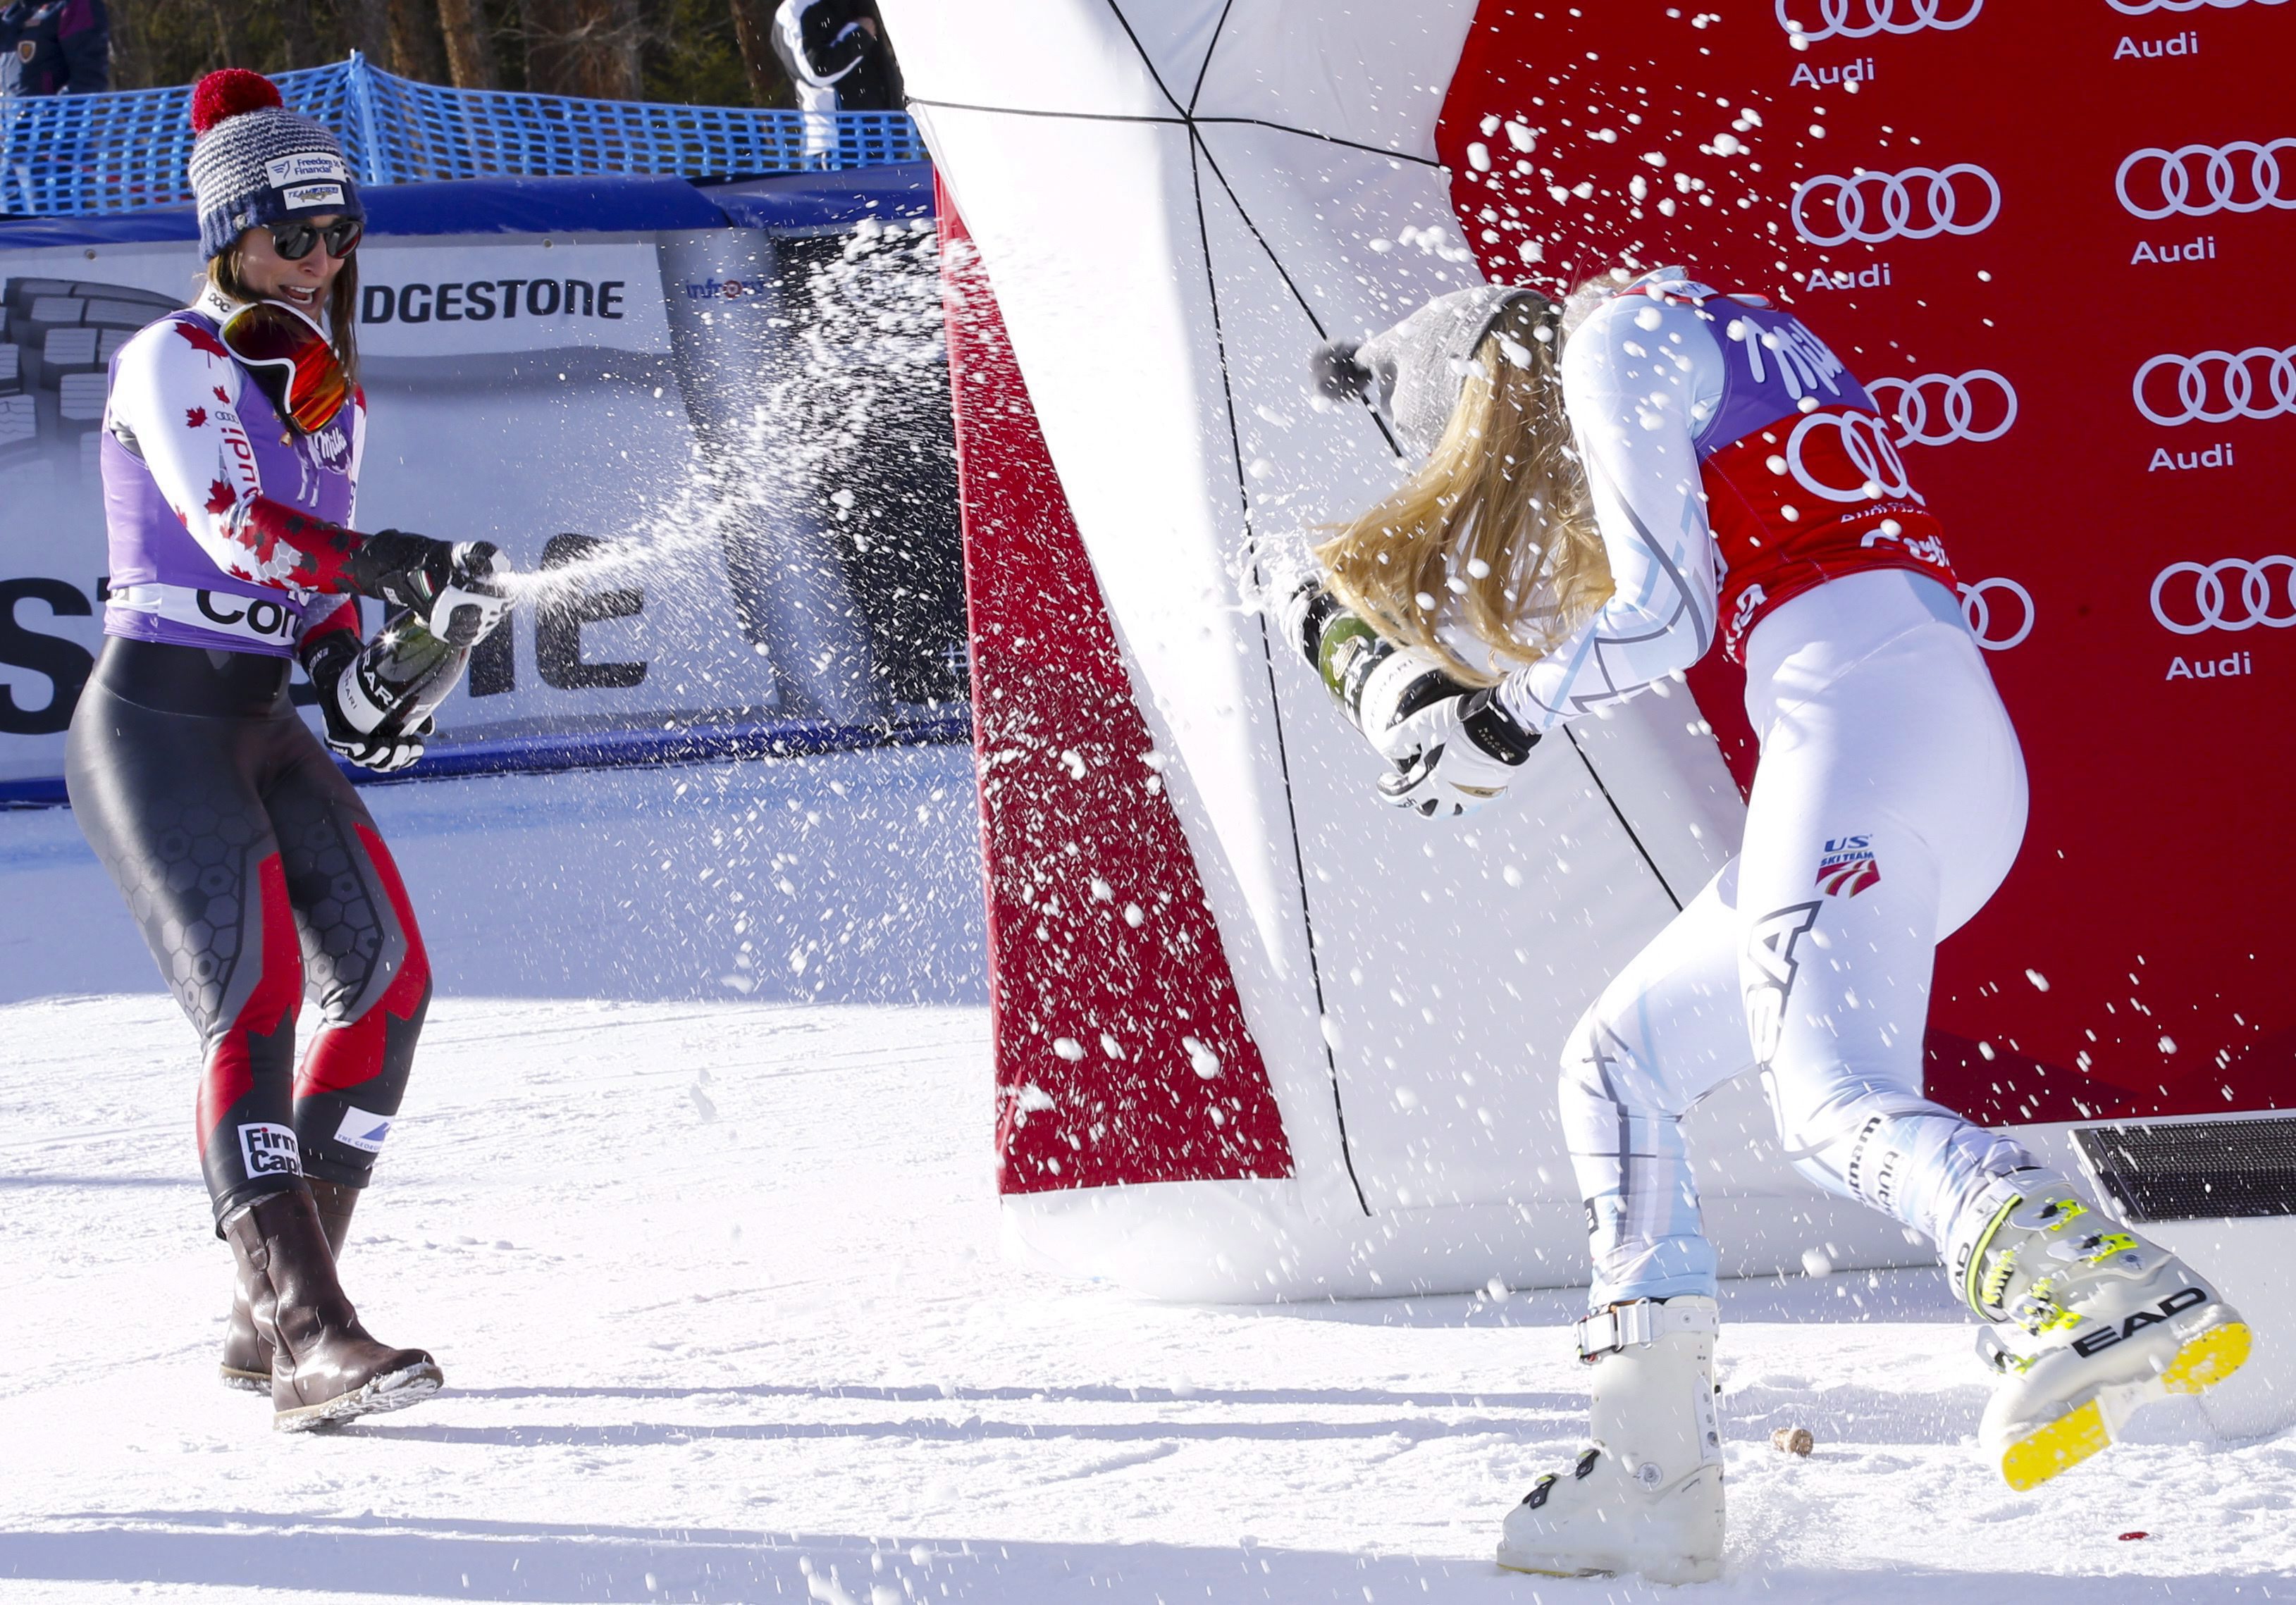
[
  {"xmin": 220, "ymin": 300, "xmax": 350, "ymax": 435},
  {"xmin": 267, "ymin": 216, "xmax": 363, "ymax": 262}
]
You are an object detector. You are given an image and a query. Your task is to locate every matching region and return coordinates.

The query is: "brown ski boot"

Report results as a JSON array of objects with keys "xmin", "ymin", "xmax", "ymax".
[
  {"xmin": 224, "ymin": 1186, "xmax": 443, "ymax": 1431},
  {"xmin": 220, "ymin": 1178, "xmax": 359, "ymax": 1392}
]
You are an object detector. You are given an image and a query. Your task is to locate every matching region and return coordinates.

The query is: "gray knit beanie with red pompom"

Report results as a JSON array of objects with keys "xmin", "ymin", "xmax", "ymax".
[{"xmin": 186, "ymin": 69, "xmax": 364, "ymax": 261}]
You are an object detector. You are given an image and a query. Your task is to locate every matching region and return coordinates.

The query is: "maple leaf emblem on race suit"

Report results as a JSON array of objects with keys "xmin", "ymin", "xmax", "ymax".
[
  {"xmin": 205, "ymin": 479, "xmax": 237, "ymax": 516},
  {"xmin": 212, "ymin": 386, "xmax": 230, "ymax": 404},
  {"xmin": 185, "ymin": 407, "xmax": 208, "ymax": 429},
  {"xmin": 173, "ymin": 320, "xmax": 230, "ymax": 361}
]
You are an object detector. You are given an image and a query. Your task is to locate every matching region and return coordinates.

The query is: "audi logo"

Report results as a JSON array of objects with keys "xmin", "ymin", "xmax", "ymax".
[
  {"xmin": 1775, "ymin": 0, "xmax": 1984, "ymax": 39},
  {"xmin": 2150, "ymin": 557, "xmax": 2296, "ymax": 634},
  {"xmin": 1959, "ymin": 578, "xmax": 2033, "ymax": 651},
  {"xmin": 1791, "ymin": 166, "xmax": 2001, "ymax": 246},
  {"xmin": 1785, "ymin": 409, "xmax": 1918, "ymax": 502},
  {"xmin": 2107, "ymin": 0, "xmax": 2285, "ymax": 13},
  {"xmin": 2133, "ymin": 346, "xmax": 2296, "ymax": 426},
  {"xmin": 2116, "ymin": 140, "xmax": 2296, "ymax": 219},
  {"xmin": 1866, "ymin": 370, "xmax": 2017, "ymax": 446}
]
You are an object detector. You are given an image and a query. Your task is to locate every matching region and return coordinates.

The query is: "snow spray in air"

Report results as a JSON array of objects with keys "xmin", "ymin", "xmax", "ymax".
[{"xmin": 501, "ymin": 214, "xmax": 960, "ymax": 724}]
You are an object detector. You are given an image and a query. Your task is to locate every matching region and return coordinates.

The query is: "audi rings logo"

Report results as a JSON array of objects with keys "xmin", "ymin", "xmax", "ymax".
[
  {"xmin": 2116, "ymin": 140, "xmax": 2296, "ymax": 219},
  {"xmin": 2150, "ymin": 557, "xmax": 2296, "ymax": 634},
  {"xmin": 1775, "ymin": 0, "xmax": 1984, "ymax": 39},
  {"xmin": 2107, "ymin": 0, "xmax": 2285, "ymax": 14},
  {"xmin": 1959, "ymin": 578, "xmax": 2034, "ymax": 651},
  {"xmin": 1790, "ymin": 166, "xmax": 2001, "ymax": 246},
  {"xmin": 1866, "ymin": 370, "xmax": 2018, "ymax": 446},
  {"xmin": 1786, "ymin": 410, "xmax": 1918, "ymax": 502},
  {"xmin": 2133, "ymin": 345, "xmax": 2296, "ymax": 426}
]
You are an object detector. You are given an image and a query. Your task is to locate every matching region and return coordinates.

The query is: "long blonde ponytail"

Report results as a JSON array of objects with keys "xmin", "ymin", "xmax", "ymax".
[{"xmin": 1314, "ymin": 295, "xmax": 1610, "ymax": 687}]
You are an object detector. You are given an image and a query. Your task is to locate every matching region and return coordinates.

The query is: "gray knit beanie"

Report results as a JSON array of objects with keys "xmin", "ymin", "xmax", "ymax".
[
  {"xmin": 1311, "ymin": 285, "xmax": 1560, "ymax": 461},
  {"xmin": 187, "ymin": 69, "xmax": 364, "ymax": 262}
]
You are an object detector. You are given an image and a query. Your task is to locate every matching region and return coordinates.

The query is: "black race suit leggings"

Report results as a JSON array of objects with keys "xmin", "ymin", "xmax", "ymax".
[{"xmin": 66, "ymin": 638, "xmax": 432, "ymax": 1227}]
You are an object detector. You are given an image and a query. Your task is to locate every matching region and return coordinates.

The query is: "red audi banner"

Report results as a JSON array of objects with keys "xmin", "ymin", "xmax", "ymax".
[{"xmin": 1438, "ymin": 0, "xmax": 2294, "ymax": 1122}]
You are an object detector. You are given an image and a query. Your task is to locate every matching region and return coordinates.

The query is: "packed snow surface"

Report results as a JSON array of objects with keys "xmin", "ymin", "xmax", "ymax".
[{"xmin": 3, "ymin": 752, "xmax": 2292, "ymax": 1603}]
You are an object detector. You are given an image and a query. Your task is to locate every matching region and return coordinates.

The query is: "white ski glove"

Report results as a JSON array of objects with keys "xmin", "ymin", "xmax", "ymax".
[
  {"xmin": 304, "ymin": 631, "xmax": 428, "ymax": 773},
  {"xmin": 328, "ymin": 717, "xmax": 429, "ymax": 774},
  {"xmin": 350, "ymin": 533, "xmax": 513, "ymax": 647},
  {"xmin": 1376, "ymin": 687, "xmax": 1540, "ymax": 818},
  {"xmin": 421, "ymin": 540, "xmax": 513, "ymax": 648}
]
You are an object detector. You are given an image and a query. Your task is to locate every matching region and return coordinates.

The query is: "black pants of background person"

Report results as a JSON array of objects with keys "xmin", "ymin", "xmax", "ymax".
[{"xmin": 65, "ymin": 638, "xmax": 431, "ymax": 1227}]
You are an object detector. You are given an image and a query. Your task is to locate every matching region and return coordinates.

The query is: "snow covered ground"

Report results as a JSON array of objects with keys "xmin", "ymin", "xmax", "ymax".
[{"xmin": 4, "ymin": 752, "xmax": 2292, "ymax": 1604}]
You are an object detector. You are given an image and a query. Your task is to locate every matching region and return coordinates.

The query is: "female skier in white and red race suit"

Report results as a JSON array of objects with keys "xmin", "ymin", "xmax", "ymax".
[
  {"xmin": 64, "ymin": 69, "xmax": 510, "ymax": 1432},
  {"xmin": 1281, "ymin": 271, "xmax": 2255, "ymax": 1582}
]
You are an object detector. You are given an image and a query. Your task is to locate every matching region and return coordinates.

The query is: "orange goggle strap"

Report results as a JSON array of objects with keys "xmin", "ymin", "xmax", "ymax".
[{"xmin": 221, "ymin": 301, "xmax": 349, "ymax": 435}]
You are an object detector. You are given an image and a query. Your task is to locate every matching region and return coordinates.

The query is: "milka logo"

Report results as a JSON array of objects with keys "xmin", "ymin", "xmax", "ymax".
[
  {"xmin": 1725, "ymin": 314, "xmax": 1850, "ymax": 402},
  {"xmin": 265, "ymin": 153, "xmax": 347, "ymax": 187}
]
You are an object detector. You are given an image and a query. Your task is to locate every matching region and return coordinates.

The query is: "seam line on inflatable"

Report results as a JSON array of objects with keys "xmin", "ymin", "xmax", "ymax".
[
  {"xmin": 1184, "ymin": 0, "xmax": 1242, "ymax": 112},
  {"xmin": 1183, "ymin": 121, "xmax": 1372, "ymax": 1217},
  {"xmin": 906, "ymin": 99, "xmax": 1445, "ymax": 172}
]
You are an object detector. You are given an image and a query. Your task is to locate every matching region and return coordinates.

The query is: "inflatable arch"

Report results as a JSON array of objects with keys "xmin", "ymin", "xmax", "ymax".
[{"xmin": 884, "ymin": 0, "xmax": 2296, "ymax": 1379}]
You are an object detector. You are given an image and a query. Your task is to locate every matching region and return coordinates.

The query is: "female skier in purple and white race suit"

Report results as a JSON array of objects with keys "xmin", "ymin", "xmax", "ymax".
[
  {"xmin": 66, "ymin": 68, "xmax": 506, "ymax": 1431},
  {"xmin": 1294, "ymin": 270, "xmax": 2249, "ymax": 1579}
]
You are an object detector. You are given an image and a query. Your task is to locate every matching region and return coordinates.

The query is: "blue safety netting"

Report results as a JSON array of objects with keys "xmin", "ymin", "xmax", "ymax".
[{"xmin": 0, "ymin": 53, "xmax": 927, "ymax": 218}]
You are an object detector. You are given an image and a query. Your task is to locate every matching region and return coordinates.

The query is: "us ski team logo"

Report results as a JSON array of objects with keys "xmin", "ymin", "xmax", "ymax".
[{"xmin": 1816, "ymin": 834, "xmax": 1881, "ymax": 896}]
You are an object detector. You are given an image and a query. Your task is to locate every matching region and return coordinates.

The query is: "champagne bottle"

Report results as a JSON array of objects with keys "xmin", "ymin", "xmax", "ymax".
[
  {"xmin": 1279, "ymin": 577, "xmax": 1469, "ymax": 742},
  {"xmin": 335, "ymin": 608, "xmax": 472, "ymax": 740}
]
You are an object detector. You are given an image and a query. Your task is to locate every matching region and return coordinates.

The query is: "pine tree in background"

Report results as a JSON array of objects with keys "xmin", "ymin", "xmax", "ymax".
[
  {"xmin": 437, "ymin": 0, "xmax": 498, "ymax": 87},
  {"xmin": 106, "ymin": 0, "xmax": 796, "ymax": 107},
  {"xmin": 389, "ymin": 0, "xmax": 453, "ymax": 87}
]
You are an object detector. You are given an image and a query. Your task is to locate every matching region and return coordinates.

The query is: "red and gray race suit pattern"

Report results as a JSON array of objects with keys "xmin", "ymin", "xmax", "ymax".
[{"xmin": 66, "ymin": 672, "xmax": 434, "ymax": 1223}]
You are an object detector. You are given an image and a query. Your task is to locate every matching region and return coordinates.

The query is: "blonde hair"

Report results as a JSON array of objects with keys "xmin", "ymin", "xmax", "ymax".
[{"xmin": 1314, "ymin": 293, "xmax": 1610, "ymax": 686}]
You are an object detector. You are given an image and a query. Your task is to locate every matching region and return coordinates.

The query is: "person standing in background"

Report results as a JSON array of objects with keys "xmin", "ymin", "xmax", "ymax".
[
  {"xmin": 70, "ymin": 67, "xmax": 510, "ymax": 1432},
  {"xmin": 0, "ymin": 0, "xmax": 108, "ymax": 96},
  {"xmin": 771, "ymin": 0, "xmax": 902, "ymax": 166}
]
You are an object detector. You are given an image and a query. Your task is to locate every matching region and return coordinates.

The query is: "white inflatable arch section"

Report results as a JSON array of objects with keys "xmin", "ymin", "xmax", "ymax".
[{"xmin": 890, "ymin": 0, "xmax": 1931, "ymax": 1300}]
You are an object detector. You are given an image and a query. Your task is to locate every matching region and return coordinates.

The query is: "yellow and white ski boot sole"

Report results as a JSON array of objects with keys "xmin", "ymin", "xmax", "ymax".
[{"xmin": 1986, "ymin": 1296, "xmax": 2249, "ymax": 1490}]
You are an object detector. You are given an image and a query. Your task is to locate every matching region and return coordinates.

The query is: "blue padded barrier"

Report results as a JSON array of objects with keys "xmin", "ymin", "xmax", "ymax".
[
  {"xmin": 703, "ymin": 162, "xmax": 933, "ymax": 231},
  {"xmin": 0, "ymin": 710, "xmax": 972, "ymax": 807},
  {"xmin": 0, "ymin": 173, "xmax": 749, "ymax": 248},
  {"xmin": 0, "ymin": 54, "xmax": 928, "ymax": 218}
]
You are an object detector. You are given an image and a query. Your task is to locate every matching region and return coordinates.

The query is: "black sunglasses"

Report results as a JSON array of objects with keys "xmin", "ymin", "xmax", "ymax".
[{"xmin": 266, "ymin": 217, "xmax": 364, "ymax": 262}]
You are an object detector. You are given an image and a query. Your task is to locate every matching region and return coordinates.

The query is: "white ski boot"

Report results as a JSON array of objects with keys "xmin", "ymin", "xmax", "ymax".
[
  {"xmin": 1954, "ymin": 1175, "xmax": 2249, "ymax": 1489},
  {"xmin": 1498, "ymin": 1296, "xmax": 1724, "ymax": 1585}
]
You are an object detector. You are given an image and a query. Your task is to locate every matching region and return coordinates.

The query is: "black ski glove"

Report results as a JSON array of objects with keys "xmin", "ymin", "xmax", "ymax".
[{"xmin": 346, "ymin": 532, "xmax": 512, "ymax": 647}]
